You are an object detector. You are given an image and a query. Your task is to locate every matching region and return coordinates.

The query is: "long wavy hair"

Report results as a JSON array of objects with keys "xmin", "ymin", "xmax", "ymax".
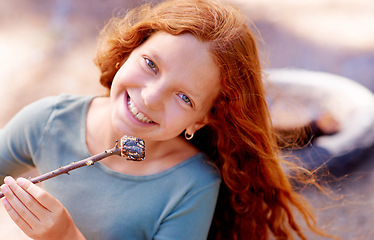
[{"xmin": 95, "ymin": 0, "xmax": 332, "ymax": 239}]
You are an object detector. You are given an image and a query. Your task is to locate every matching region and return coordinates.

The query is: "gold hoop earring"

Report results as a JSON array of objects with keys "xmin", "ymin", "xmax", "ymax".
[
  {"xmin": 185, "ymin": 131, "xmax": 194, "ymax": 140},
  {"xmin": 115, "ymin": 62, "xmax": 120, "ymax": 69}
]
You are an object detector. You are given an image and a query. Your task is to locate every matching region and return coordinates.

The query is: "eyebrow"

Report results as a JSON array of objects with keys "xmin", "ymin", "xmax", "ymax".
[
  {"xmin": 145, "ymin": 48, "xmax": 163, "ymax": 68},
  {"xmin": 152, "ymin": 52, "xmax": 162, "ymax": 65}
]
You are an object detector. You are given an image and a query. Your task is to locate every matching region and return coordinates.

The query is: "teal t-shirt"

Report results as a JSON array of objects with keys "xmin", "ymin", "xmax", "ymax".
[{"xmin": 0, "ymin": 94, "xmax": 221, "ymax": 240}]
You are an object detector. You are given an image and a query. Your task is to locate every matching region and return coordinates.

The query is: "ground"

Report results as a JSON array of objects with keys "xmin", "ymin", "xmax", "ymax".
[{"xmin": 1, "ymin": 0, "xmax": 374, "ymax": 239}]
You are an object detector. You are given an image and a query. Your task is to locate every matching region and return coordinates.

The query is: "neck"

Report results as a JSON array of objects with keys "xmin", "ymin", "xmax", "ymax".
[{"xmin": 86, "ymin": 97, "xmax": 119, "ymax": 154}]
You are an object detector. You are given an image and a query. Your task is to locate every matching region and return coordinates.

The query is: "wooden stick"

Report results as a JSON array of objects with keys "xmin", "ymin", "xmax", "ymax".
[{"xmin": 0, "ymin": 142, "xmax": 122, "ymax": 198}]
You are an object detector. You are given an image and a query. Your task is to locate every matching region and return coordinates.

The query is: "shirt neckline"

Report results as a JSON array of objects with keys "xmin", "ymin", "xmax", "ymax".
[{"xmin": 95, "ymin": 153, "xmax": 203, "ymax": 181}]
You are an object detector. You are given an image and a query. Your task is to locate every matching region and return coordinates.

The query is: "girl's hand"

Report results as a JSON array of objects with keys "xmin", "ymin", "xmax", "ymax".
[{"xmin": 0, "ymin": 176, "xmax": 85, "ymax": 240}]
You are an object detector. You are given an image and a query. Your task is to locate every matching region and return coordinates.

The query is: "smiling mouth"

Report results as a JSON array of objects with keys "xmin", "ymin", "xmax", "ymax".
[{"xmin": 127, "ymin": 96, "xmax": 155, "ymax": 123}]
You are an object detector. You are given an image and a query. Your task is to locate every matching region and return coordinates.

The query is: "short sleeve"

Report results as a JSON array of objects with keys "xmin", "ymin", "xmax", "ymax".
[{"xmin": 0, "ymin": 96, "xmax": 58, "ymax": 181}]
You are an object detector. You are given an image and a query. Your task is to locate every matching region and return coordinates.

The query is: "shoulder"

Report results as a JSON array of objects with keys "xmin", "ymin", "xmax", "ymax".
[
  {"xmin": 2, "ymin": 95, "xmax": 61, "ymax": 133},
  {"xmin": 8, "ymin": 94, "xmax": 93, "ymax": 123},
  {"xmin": 36, "ymin": 94, "xmax": 94, "ymax": 115},
  {"xmin": 1, "ymin": 94, "xmax": 94, "ymax": 145}
]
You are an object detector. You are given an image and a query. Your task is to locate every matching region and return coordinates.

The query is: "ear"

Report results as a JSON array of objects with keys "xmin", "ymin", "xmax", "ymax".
[{"xmin": 186, "ymin": 115, "xmax": 210, "ymax": 134}]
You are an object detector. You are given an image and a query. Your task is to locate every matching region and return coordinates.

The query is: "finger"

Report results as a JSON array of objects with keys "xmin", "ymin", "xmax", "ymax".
[
  {"xmin": 3, "ymin": 177, "xmax": 44, "ymax": 222},
  {"xmin": 16, "ymin": 177, "xmax": 58, "ymax": 211},
  {"xmin": 5, "ymin": 176, "xmax": 48, "ymax": 213},
  {"xmin": 1, "ymin": 184, "xmax": 34, "ymax": 232}
]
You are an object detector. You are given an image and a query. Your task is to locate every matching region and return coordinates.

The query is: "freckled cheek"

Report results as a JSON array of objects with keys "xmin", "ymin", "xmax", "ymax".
[
  {"xmin": 111, "ymin": 72, "xmax": 123, "ymax": 90},
  {"xmin": 112, "ymin": 72, "xmax": 129, "ymax": 88},
  {"xmin": 116, "ymin": 70, "xmax": 147, "ymax": 94},
  {"xmin": 172, "ymin": 112, "xmax": 200, "ymax": 131},
  {"xmin": 111, "ymin": 77, "xmax": 132, "ymax": 100},
  {"xmin": 163, "ymin": 108, "xmax": 186, "ymax": 126}
]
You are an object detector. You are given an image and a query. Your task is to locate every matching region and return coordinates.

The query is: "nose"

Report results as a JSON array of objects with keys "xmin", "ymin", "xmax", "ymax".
[{"xmin": 141, "ymin": 81, "xmax": 167, "ymax": 111}]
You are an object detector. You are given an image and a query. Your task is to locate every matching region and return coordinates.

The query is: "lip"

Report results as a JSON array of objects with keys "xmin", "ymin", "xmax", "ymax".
[{"xmin": 124, "ymin": 93, "xmax": 157, "ymax": 126}]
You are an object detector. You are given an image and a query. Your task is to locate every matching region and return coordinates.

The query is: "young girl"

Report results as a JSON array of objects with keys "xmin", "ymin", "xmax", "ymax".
[{"xmin": 1, "ymin": 0, "xmax": 331, "ymax": 239}]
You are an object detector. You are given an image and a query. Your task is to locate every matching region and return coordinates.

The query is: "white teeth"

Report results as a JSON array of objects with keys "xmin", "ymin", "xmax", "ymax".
[
  {"xmin": 127, "ymin": 98, "xmax": 154, "ymax": 123},
  {"xmin": 136, "ymin": 112, "xmax": 145, "ymax": 119},
  {"xmin": 130, "ymin": 105, "xmax": 137, "ymax": 115}
]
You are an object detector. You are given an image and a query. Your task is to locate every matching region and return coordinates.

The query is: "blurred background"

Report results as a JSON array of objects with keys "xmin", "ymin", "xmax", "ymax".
[{"xmin": 1, "ymin": 0, "xmax": 374, "ymax": 239}]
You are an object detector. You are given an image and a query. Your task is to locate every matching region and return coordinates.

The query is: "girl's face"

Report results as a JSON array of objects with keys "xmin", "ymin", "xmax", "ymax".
[{"xmin": 110, "ymin": 31, "xmax": 220, "ymax": 141}]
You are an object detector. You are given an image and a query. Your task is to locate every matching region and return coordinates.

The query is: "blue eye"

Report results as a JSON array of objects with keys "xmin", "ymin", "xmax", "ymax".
[
  {"xmin": 178, "ymin": 93, "xmax": 192, "ymax": 106},
  {"xmin": 145, "ymin": 58, "xmax": 157, "ymax": 73}
]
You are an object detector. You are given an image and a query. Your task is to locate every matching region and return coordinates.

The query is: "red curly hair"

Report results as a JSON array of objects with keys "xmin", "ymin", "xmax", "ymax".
[{"xmin": 95, "ymin": 0, "xmax": 332, "ymax": 239}]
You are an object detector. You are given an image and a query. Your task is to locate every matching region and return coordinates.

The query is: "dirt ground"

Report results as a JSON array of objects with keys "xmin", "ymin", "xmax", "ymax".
[{"xmin": 1, "ymin": 0, "xmax": 374, "ymax": 239}]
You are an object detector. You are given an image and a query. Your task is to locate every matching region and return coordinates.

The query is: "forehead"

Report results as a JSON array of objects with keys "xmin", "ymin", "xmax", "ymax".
[{"xmin": 140, "ymin": 31, "xmax": 212, "ymax": 61}]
